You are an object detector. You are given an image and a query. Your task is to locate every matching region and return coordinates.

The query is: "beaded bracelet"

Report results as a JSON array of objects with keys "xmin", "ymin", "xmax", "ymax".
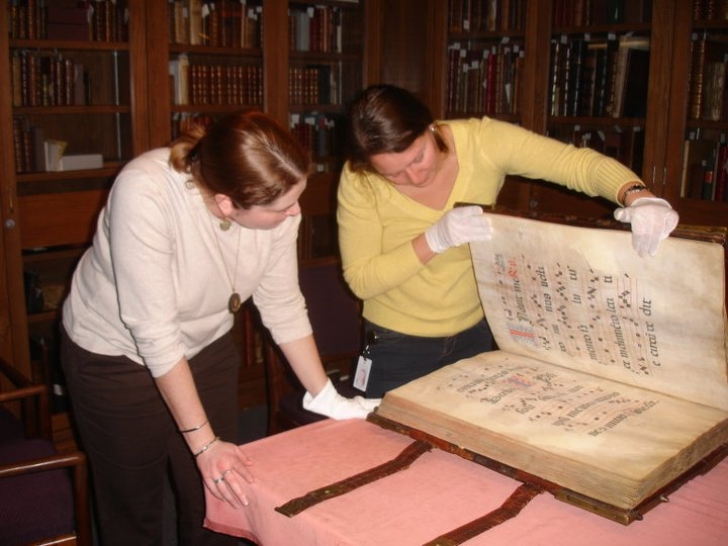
[
  {"xmin": 620, "ymin": 183, "xmax": 648, "ymax": 206},
  {"xmin": 179, "ymin": 420, "xmax": 208, "ymax": 434},
  {"xmin": 194, "ymin": 436, "xmax": 220, "ymax": 458}
]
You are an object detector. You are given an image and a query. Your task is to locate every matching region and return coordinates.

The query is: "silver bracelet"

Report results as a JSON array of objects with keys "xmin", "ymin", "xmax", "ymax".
[
  {"xmin": 621, "ymin": 183, "xmax": 648, "ymax": 205},
  {"xmin": 193, "ymin": 436, "xmax": 220, "ymax": 458},
  {"xmin": 179, "ymin": 419, "xmax": 208, "ymax": 434}
]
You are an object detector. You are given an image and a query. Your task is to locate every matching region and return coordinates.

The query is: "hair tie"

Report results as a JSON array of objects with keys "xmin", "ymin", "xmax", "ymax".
[{"xmin": 188, "ymin": 142, "xmax": 201, "ymax": 163}]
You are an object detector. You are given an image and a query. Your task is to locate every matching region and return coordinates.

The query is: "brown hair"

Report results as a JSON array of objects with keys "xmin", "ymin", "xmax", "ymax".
[
  {"xmin": 169, "ymin": 110, "xmax": 310, "ymax": 208},
  {"xmin": 346, "ymin": 84, "xmax": 448, "ymax": 174}
]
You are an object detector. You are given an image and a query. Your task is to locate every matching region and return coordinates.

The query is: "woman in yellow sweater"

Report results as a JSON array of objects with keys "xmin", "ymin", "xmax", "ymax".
[{"xmin": 337, "ymin": 84, "xmax": 678, "ymax": 398}]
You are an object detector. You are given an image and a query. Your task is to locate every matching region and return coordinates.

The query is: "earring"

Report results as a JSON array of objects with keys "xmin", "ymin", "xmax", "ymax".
[{"xmin": 219, "ymin": 218, "xmax": 232, "ymax": 231}]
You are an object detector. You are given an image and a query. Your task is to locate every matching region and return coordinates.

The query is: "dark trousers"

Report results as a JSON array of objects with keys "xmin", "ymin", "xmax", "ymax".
[
  {"xmin": 363, "ymin": 319, "xmax": 494, "ymax": 398},
  {"xmin": 61, "ymin": 328, "xmax": 239, "ymax": 546}
]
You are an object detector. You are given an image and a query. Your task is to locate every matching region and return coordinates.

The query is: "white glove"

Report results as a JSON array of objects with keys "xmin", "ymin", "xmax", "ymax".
[
  {"xmin": 613, "ymin": 197, "xmax": 679, "ymax": 257},
  {"xmin": 303, "ymin": 379, "xmax": 381, "ymax": 420},
  {"xmin": 425, "ymin": 206, "xmax": 493, "ymax": 254}
]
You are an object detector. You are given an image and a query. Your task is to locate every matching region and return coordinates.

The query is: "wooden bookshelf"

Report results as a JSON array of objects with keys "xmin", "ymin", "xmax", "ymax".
[
  {"xmin": 664, "ymin": 1, "xmax": 728, "ymax": 221},
  {"xmin": 0, "ymin": 0, "xmax": 149, "ymax": 385},
  {"xmin": 378, "ymin": 0, "xmax": 727, "ymax": 230},
  {"xmin": 0, "ymin": 0, "xmax": 379, "ymax": 428}
]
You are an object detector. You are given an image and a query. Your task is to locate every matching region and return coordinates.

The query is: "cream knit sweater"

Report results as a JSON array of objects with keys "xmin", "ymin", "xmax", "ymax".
[{"xmin": 63, "ymin": 148, "xmax": 311, "ymax": 377}]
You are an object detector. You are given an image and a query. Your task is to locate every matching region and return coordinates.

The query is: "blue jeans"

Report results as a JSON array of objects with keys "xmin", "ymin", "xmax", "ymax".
[{"xmin": 362, "ymin": 319, "xmax": 493, "ymax": 398}]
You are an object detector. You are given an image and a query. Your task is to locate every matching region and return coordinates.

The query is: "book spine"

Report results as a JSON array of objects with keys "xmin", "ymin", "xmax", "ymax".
[
  {"xmin": 701, "ymin": 61, "xmax": 726, "ymax": 121},
  {"xmin": 701, "ymin": 155, "xmax": 717, "ymax": 201},
  {"xmin": 549, "ymin": 39, "xmax": 561, "ymax": 116},
  {"xmin": 11, "ymin": 52, "xmax": 22, "ymax": 108},
  {"xmin": 13, "ymin": 118, "xmax": 27, "ymax": 173},
  {"xmin": 447, "ymin": 45, "xmax": 460, "ymax": 114},
  {"xmin": 487, "ymin": 47, "xmax": 497, "ymax": 114},
  {"xmin": 714, "ymin": 140, "xmax": 728, "ymax": 202},
  {"xmin": 448, "ymin": 0, "xmax": 463, "ymax": 33},
  {"xmin": 580, "ymin": 43, "xmax": 598, "ymax": 116},
  {"xmin": 689, "ymin": 33, "xmax": 707, "ymax": 120}
]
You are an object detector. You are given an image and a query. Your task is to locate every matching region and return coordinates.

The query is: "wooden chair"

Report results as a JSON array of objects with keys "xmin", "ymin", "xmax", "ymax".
[
  {"xmin": 264, "ymin": 256, "xmax": 363, "ymax": 435},
  {"xmin": 0, "ymin": 357, "xmax": 92, "ymax": 546}
]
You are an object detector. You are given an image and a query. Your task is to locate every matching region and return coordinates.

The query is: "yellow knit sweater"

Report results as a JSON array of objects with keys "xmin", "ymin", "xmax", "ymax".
[{"xmin": 337, "ymin": 117, "xmax": 641, "ymax": 337}]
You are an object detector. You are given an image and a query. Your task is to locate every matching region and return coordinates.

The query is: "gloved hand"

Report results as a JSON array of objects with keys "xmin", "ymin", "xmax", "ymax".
[
  {"xmin": 425, "ymin": 206, "xmax": 493, "ymax": 254},
  {"xmin": 303, "ymin": 379, "xmax": 381, "ymax": 420},
  {"xmin": 613, "ymin": 197, "xmax": 679, "ymax": 257}
]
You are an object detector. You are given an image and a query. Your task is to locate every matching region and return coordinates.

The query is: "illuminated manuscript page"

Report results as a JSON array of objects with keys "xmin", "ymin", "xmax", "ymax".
[
  {"xmin": 376, "ymin": 215, "xmax": 728, "ymax": 509},
  {"xmin": 471, "ymin": 214, "xmax": 728, "ymax": 411}
]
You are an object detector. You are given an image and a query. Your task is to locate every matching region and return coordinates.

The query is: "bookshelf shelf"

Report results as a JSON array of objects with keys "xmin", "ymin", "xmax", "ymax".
[
  {"xmin": 169, "ymin": 45, "xmax": 263, "ymax": 56},
  {"xmin": 551, "ymin": 23, "xmax": 651, "ymax": 35},
  {"xmin": 548, "ymin": 116, "xmax": 646, "ymax": 126},
  {"xmin": 15, "ymin": 106, "xmax": 132, "ymax": 115},
  {"xmin": 170, "ymin": 104, "xmax": 258, "ymax": 114},
  {"xmin": 16, "ymin": 165, "xmax": 124, "ymax": 183},
  {"xmin": 289, "ymin": 51, "xmax": 361, "ymax": 61},
  {"xmin": 664, "ymin": 2, "xmax": 728, "ymax": 216},
  {"xmin": 0, "ymin": 0, "xmax": 150, "ymax": 434},
  {"xmin": 0, "ymin": 0, "xmax": 379, "ymax": 435},
  {"xmin": 289, "ymin": 104, "xmax": 350, "ymax": 114},
  {"xmin": 412, "ymin": 0, "xmax": 726, "ymax": 229},
  {"xmin": 9, "ymin": 39, "xmax": 130, "ymax": 51}
]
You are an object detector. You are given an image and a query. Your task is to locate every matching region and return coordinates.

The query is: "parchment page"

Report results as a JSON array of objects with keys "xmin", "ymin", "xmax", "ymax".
[
  {"xmin": 470, "ymin": 215, "xmax": 728, "ymax": 410},
  {"xmin": 377, "ymin": 350, "xmax": 728, "ymax": 507}
]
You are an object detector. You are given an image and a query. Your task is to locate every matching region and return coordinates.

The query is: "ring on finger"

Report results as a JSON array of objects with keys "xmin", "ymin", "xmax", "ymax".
[{"xmin": 213, "ymin": 476, "xmax": 225, "ymax": 484}]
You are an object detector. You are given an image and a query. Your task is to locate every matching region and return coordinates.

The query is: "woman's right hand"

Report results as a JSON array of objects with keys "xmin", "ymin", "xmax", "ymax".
[
  {"xmin": 303, "ymin": 378, "xmax": 380, "ymax": 419},
  {"xmin": 196, "ymin": 438, "xmax": 255, "ymax": 509},
  {"xmin": 425, "ymin": 206, "xmax": 493, "ymax": 254}
]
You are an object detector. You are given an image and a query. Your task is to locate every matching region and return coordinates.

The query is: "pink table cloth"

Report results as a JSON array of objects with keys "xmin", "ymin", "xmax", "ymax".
[{"xmin": 205, "ymin": 419, "xmax": 728, "ymax": 546}]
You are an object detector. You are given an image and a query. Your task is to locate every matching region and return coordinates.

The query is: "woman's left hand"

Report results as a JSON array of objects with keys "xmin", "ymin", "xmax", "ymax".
[
  {"xmin": 196, "ymin": 439, "xmax": 255, "ymax": 509},
  {"xmin": 614, "ymin": 197, "xmax": 679, "ymax": 257}
]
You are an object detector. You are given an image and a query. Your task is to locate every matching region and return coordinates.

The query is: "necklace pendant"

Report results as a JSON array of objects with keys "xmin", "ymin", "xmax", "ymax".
[
  {"xmin": 228, "ymin": 292, "xmax": 242, "ymax": 313},
  {"xmin": 219, "ymin": 218, "xmax": 232, "ymax": 231}
]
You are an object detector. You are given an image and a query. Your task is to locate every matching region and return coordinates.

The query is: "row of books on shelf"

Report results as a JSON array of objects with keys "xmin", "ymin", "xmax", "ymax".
[
  {"xmin": 447, "ymin": 0, "xmax": 527, "ymax": 34},
  {"xmin": 549, "ymin": 34, "xmax": 649, "ymax": 119},
  {"xmin": 14, "ymin": 118, "xmax": 46, "ymax": 173},
  {"xmin": 688, "ymin": 33, "xmax": 728, "ymax": 122},
  {"xmin": 168, "ymin": 57, "xmax": 347, "ymax": 108},
  {"xmin": 13, "ymin": 118, "xmax": 103, "ymax": 173},
  {"xmin": 9, "ymin": 0, "xmax": 129, "ymax": 42},
  {"xmin": 548, "ymin": 124, "xmax": 645, "ymax": 175},
  {"xmin": 289, "ymin": 65, "xmax": 341, "ymax": 106},
  {"xmin": 10, "ymin": 50, "xmax": 89, "ymax": 107},
  {"xmin": 681, "ymin": 131, "xmax": 728, "ymax": 202},
  {"xmin": 169, "ymin": 0, "xmax": 262, "ymax": 49},
  {"xmin": 288, "ymin": 4, "xmax": 361, "ymax": 54},
  {"xmin": 693, "ymin": 0, "xmax": 728, "ymax": 20},
  {"xmin": 169, "ymin": 55, "xmax": 263, "ymax": 106},
  {"xmin": 290, "ymin": 112, "xmax": 343, "ymax": 161},
  {"xmin": 551, "ymin": 0, "xmax": 652, "ymax": 28},
  {"xmin": 446, "ymin": 42, "xmax": 523, "ymax": 116}
]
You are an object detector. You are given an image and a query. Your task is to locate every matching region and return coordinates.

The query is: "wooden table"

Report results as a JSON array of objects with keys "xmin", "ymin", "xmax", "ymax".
[{"xmin": 205, "ymin": 419, "xmax": 728, "ymax": 545}]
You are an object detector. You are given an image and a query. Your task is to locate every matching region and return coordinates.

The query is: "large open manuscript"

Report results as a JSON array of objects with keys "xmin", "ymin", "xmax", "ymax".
[{"xmin": 371, "ymin": 213, "xmax": 728, "ymax": 523}]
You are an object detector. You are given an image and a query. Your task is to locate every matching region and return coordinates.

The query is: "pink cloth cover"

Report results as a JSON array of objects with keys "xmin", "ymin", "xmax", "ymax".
[{"xmin": 205, "ymin": 419, "xmax": 728, "ymax": 546}]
